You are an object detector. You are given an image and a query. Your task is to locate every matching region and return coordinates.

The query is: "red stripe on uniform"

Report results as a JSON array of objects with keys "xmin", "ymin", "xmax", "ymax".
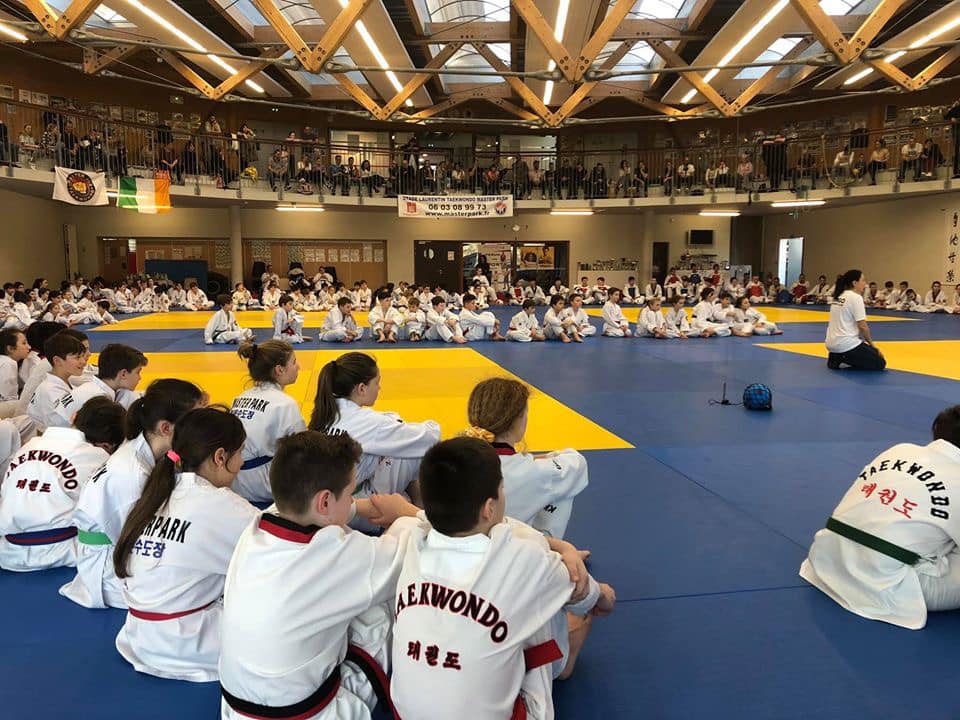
[
  {"xmin": 128, "ymin": 602, "xmax": 212, "ymax": 622},
  {"xmin": 523, "ymin": 640, "xmax": 563, "ymax": 671},
  {"xmin": 510, "ymin": 696, "xmax": 528, "ymax": 720},
  {"xmin": 258, "ymin": 517, "xmax": 317, "ymax": 544}
]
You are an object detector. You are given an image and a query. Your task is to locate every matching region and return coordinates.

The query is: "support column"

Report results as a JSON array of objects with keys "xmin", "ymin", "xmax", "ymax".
[
  {"xmin": 642, "ymin": 210, "xmax": 654, "ymax": 282},
  {"xmin": 229, "ymin": 205, "xmax": 243, "ymax": 287}
]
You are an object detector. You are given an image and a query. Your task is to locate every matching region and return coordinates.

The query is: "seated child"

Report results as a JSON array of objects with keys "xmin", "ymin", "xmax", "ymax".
[
  {"xmin": 734, "ymin": 296, "xmax": 782, "ymax": 335},
  {"xmin": 637, "ymin": 297, "xmax": 676, "ymax": 338},
  {"xmin": 205, "ymin": 295, "xmax": 254, "ymax": 345},
  {"xmin": 543, "ymin": 294, "xmax": 581, "ymax": 343},
  {"xmin": 391, "ymin": 437, "xmax": 616, "ymax": 719},
  {"xmin": 507, "ymin": 299, "xmax": 545, "ymax": 342},
  {"xmin": 665, "ymin": 295, "xmax": 695, "ymax": 338},
  {"xmin": 601, "ymin": 288, "xmax": 632, "ymax": 337},
  {"xmin": 558, "ymin": 294, "xmax": 596, "ymax": 337},
  {"xmin": 712, "ymin": 292, "xmax": 752, "ymax": 336},
  {"xmin": 26, "ymin": 332, "xmax": 87, "ymax": 432},
  {"xmin": 368, "ymin": 289, "xmax": 402, "ymax": 343},
  {"xmin": 219, "ymin": 431, "xmax": 420, "ymax": 720},
  {"xmin": 53, "ymin": 343, "xmax": 147, "ymax": 425},
  {"xmin": 0, "ymin": 397, "xmax": 124, "ymax": 571},
  {"xmin": 459, "ymin": 294, "xmax": 505, "ymax": 341},
  {"xmin": 426, "ymin": 296, "xmax": 466, "ymax": 344},
  {"xmin": 186, "ymin": 282, "xmax": 215, "ymax": 311},
  {"xmin": 273, "ymin": 294, "xmax": 311, "ymax": 344},
  {"xmin": 401, "ymin": 297, "xmax": 426, "ymax": 341},
  {"xmin": 524, "ymin": 281, "xmax": 547, "ymax": 306},
  {"xmin": 320, "ymin": 297, "xmax": 362, "ymax": 343},
  {"xmin": 691, "ymin": 288, "xmax": 728, "ymax": 337},
  {"xmin": 623, "ymin": 276, "xmax": 644, "ymax": 304}
]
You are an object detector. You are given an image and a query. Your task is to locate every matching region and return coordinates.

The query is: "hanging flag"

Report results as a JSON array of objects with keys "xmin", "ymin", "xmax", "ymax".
[
  {"xmin": 117, "ymin": 176, "xmax": 172, "ymax": 214},
  {"xmin": 52, "ymin": 166, "xmax": 108, "ymax": 206}
]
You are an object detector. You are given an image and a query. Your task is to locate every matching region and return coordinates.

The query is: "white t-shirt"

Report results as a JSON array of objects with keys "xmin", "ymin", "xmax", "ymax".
[{"xmin": 825, "ymin": 290, "xmax": 866, "ymax": 354}]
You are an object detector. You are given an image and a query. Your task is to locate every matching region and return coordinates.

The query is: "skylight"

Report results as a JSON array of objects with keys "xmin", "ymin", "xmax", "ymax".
[
  {"xmin": 42, "ymin": 0, "xmax": 133, "ymax": 28},
  {"xmin": 424, "ymin": 0, "xmax": 510, "ymax": 23},
  {"xmin": 734, "ymin": 37, "xmax": 802, "ymax": 79},
  {"xmin": 624, "ymin": 0, "xmax": 685, "ymax": 19},
  {"xmin": 430, "ymin": 43, "xmax": 510, "ymax": 84}
]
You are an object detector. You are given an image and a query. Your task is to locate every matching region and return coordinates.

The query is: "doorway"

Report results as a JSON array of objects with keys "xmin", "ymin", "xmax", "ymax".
[
  {"xmin": 778, "ymin": 236, "xmax": 804, "ymax": 287},
  {"xmin": 652, "ymin": 242, "xmax": 669, "ymax": 285},
  {"xmin": 414, "ymin": 241, "xmax": 462, "ymax": 290}
]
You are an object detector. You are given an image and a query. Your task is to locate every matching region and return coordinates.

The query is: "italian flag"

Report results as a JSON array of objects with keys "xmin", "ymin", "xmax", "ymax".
[{"xmin": 117, "ymin": 176, "xmax": 171, "ymax": 214}]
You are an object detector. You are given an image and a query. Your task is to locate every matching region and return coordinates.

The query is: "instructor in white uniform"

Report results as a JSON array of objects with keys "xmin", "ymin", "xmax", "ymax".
[
  {"xmin": 825, "ymin": 269, "xmax": 886, "ymax": 371},
  {"xmin": 800, "ymin": 405, "xmax": 960, "ymax": 629}
]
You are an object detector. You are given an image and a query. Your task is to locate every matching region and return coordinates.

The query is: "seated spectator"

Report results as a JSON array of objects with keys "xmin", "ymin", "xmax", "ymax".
[
  {"xmin": 634, "ymin": 161, "xmax": 650, "ymax": 195},
  {"xmin": 588, "ymin": 162, "xmax": 607, "ymax": 199},
  {"xmin": 662, "ymin": 160, "xmax": 674, "ymax": 196},
  {"xmin": 921, "ymin": 138, "xmax": 944, "ymax": 178},
  {"xmin": 677, "ymin": 156, "xmax": 696, "ymax": 191},
  {"xmin": 868, "ymin": 139, "xmax": 889, "ymax": 185},
  {"xmin": 267, "ymin": 148, "xmax": 289, "ymax": 191},
  {"xmin": 181, "ymin": 139, "xmax": 199, "ymax": 177},
  {"xmin": 451, "ymin": 161, "xmax": 466, "ymax": 192},
  {"xmin": 833, "ymin": 145, "xmax": 852, "ymax": 179},
  {"xmin": 616, "ymin": 160, "xmax": 634, "ymax": 197},
  {"xmin": 899, "ymin": 134, "xmax": 923, "ymax": 182},
  {"xmin": 571, "ymin": 161, "xmax": 587, "ymax": 199},
  {"xmin": 160, "ymin": 142, "xmax": 182, "ymax": 184},
  {"xmin": 528, "ymin": 160, "xmax": 544, "ymax": 198},
  {"xmin": 328, "ymin": 154, "xmax": 347, "ymax": 195},
  {"xmin": 359, "ymin": 159, "xmax": 381, "ymax": 197},
  {"xmin": 705, "ymin": 163, "xmax": 718, "ymax": 190},
  {"xmin": 736, "ymin": 155, "xmax": 753, "ymax": 192},
  {"xmin": 17, "ymin": 124, "xmax": 37, "ymax": 168}
]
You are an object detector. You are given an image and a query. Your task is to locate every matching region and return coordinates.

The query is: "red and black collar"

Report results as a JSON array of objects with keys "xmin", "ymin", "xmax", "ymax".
[
  {"xmin": 258, "ymin": 514, "xmax": 321, "ymax": 544},
  {"xmin": 492, "ymin": 442, "xmax": 516, "ymax": 456}
]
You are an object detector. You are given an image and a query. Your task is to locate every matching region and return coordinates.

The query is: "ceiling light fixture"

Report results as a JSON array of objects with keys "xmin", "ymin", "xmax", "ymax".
[
  {"xmin": 699, "ymin": 210, "xmax": 741, "ymax": 216},
  {"xmin": 276, "ymin": 205, "xmax": 325, "ymax": 212},
  {"xmin": 845, "ymin": 15, "xmax": 960, "ymax": 86},
  {"xmin": 770, "ymin": 199, "xmax": 826, "ymax": 207},
  {"xmin": 337, "ymin": 0, "xmax": 412, "ymax": 106},
  {"xmin": 0, "ymin": 22, "xmax": 28, "ymax": 42},
  {"xmin": 550, "ymin": 209, "xmax": 594, "ymax": 216},
  {"xmin": 542, "ymin": 0, "xmax": 570, "ymax": 106},
  {"xmin": 680, "ymin": 0, "xmax": 788, "ymax": 103}
]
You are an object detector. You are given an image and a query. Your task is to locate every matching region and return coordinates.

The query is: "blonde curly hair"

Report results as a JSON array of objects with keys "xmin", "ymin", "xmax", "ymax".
[{"xmin": 463, "ymin": 378, "xmax": 529, "ymax": 443}]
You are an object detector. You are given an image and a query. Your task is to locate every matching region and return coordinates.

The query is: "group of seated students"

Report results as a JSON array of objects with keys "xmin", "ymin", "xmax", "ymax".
[
  {"xmin": 776, "ymin": 273, "xmax": 960, "ymax": 312},
  {"xmin": 0, "ymin": 330, "xmax": 615, "ymax": 718}
]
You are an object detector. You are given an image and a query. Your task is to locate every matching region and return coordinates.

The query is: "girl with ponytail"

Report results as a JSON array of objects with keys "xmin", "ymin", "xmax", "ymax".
[
  {"xmin": 308, "ymin": 352, "xmax": 439, "ymax": 508},
  {"xmin": 229, "ymin": 340, "xmax": 306, "ymax": 502},
  {"xmin": 465, "ymin": 378, "xmax": 588, "ymax": 539},
  {"xmin": 114, "ymin": 407, "xmax": 256, "ymax": 682},
  {"xmin": 825, "ymin": 269, "xmax": 887, "ymax": 371},
  {"xmin": 61, "ymin": 378, "xmax": 206, "ymax": 609}
]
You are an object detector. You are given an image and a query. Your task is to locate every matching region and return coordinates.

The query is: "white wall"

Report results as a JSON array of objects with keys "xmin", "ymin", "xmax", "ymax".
[
  {"xmin": 0, "ymin": 188, "xmax": 69, "ymax": 283},
  {"xmin": 761, "ymin": 193, "xmax": 954, "ymax": 287}
]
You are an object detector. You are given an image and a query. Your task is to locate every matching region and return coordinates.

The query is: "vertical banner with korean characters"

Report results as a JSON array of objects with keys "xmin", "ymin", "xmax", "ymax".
[{"xmin": 946, "ymin": 209, "xmax": 959, "ymax": 286}]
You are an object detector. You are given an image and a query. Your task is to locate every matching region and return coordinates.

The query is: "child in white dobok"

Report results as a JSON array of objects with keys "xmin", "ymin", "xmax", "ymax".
[
  {"xmin": 205, "ymin": 295, "xmax": 254, "ymax": 345},
  {"xmin": 601, "ymin": 288, "xmax": 632, "ymax": 337},
  {"xmin": 543, "ymin": 294, "xmax": 582, "ymax": 343},
  {"xmin": 507, "ymin": 300, "xmax": 545, "ymax": 342},
  {"xmin": 272, "ymin": 295, "xmax": 310, "ymax": 344},
  {"xmin": 734, "ymin": 296, "xmax": 782, "ymax": 335}
]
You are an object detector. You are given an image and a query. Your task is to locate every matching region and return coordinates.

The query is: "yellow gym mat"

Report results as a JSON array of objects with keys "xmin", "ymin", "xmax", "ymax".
[
  {"xmin": 93, "ymin": 310, "xmax": 370, "ymax": 331},
  {"xmin": 585, "ymin": 306, "xmax": 909, "ymax": 323},
  {"xmin": 757, "ymin": 340, "xmax": 960, "ymax": 381},
  {"xmin": 128, "ymin": 347, "xmax": 632, "ymax": 452}
]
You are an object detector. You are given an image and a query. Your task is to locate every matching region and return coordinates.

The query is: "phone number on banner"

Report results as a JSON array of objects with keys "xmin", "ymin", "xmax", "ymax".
[{"xmin": 398, "ymin": 195, "xmax": 513, "ymax": 219}]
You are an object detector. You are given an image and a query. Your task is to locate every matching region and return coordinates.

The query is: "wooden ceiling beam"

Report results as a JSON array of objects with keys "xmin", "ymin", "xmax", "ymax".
[
  {"xmin": 380, "ymin": 42, "xmax": 462, "ymax": 119},
  {"xmin": 82, "ymin": 45, "xmax": 138, "ymax": 74}
]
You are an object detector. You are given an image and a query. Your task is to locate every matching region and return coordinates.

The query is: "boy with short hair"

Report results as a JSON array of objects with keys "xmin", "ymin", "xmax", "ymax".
[
  {"xmin": 219, "ymin": 431, "xmax": 420, "ymax": 719},
  {"xmin": 459, "ymin": 294, "xmax": 505, "ymax": 341},
  {"xmin": 53, "ymin": 343, "xmax": 145, "ymax": 425},
  {"xmin": 623, "ymin": 276, "xmax": 643, "ymax": 304},
  {"xmin": 204, "ymin": 295, "xmax": 254, "ymax": 345},
  {"xmin": 558, "ymin": 294, "xmax": 596, "ymax": 338},
  {"xmin": 0, "ymin": 396, "xmax": 125, "ymax": 571},
  {"xmin": 426, "ymin": 296, "xmax": 466, "ymax": 344},
  {"xmin": 507, "ymin": 299, "xmax": 545, "ymax": 342},
  {"xmin": 391, "ymin": 437, "xmax": 615, "ymax": 720},
  {"xmin": 273, "ymin": 294, "xmax": 311, "ymax": 343},
  {"xmin": 368, "ymin": 289, "xmax": 402, "ymax": 343},
  {"xmin": 27, "ymin": 333, "xmax": 87, "ymax": 431},
  {"xmin": 402, "ymin": 297, "xmax": 426, "ymax": 342},
  {"xmin": 320, "ymin": 297, "xmax": 362, "ymax": 343}
]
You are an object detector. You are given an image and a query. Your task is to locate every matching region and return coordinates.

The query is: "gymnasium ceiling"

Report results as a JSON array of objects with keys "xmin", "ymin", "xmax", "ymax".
[{"xmin": 0, "ymin": 0, "xmax": 959, "ymax": 127}]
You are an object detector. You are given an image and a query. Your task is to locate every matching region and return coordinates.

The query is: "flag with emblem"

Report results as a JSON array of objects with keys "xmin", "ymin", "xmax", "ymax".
[
  {"xmin": 52, "ymin": 166, "xmax": 108, "ymax": 206},
  {"xmin": 117, "ymin": 176, "xmax": 172, "ymax": 214}
]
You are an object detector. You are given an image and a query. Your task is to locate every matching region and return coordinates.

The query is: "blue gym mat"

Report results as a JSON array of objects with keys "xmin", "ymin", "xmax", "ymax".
[{"xmin": 3, "ymin": 306, "xmax": 960, "ymax": 718}]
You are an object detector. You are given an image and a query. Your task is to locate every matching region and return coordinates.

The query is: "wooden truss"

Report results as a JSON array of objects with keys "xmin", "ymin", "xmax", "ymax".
[
  {"xmin": 19, "ymin": 0, "xmax": 101, "ymax": 40},
  {"xmin": 82, "ymin": 45, "xmax": 138, "ymax": 74},
  {"xmin": 788, "ymin": 0, "xmax": 909, "ymax": 64},
  {"xmin": 866, "ymin": 43, "xmax": 960, "ymax": 91},
  {"xmin": 155, "ymin": 47, "xmax": 285, "ymax": 100}
]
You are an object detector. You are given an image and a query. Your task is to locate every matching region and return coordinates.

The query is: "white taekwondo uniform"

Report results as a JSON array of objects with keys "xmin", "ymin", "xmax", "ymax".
[
  {"xmin": 691, "ymin": 300, "xmax": 731, "ymax": 336},
  {"xmin": 205, "ymin": 309, "xmax": 252, "ymax": 345},
  {"xmin": 115, "ymin": 471, "xmax": 258, "ymax": 681},
  {"xmin": 52, "ymin": 375, "xmax": 115, "ymax": 426},
  {"xmin": 27, "ymin": 373, "xmax": 72, "ymax": 432},
  {"xmin": 273, "ymin": 307, "xmax": 307, "ymax": 343},
  {"xmin": 367, "ymin": 305, "xmax": 403, "ymax": 337},
  {"xmin": 0, "ymin": 427, "xmax": 107, "ymax": 571},
  {"xmin": 601, "ymin": 301, "xmax": 632, "ymax": 337},
  {"xmin": 637, "ymin": 307, "xmax": 678, "ymax": 338},
  {"xmin": 507, "ymin": 311, "xmax": 541, "ymax": 342},
  {"xmin": 320, "ymin": 308, "xmax": 363, "ymax": 343},
  {"xmin": 459, "ymin": 307, "xmax": 498, "ymax": 341},
  {"xmin": 425, "ymin": 308, "xmax": 464, "ymax": 342},
  {"xmin": 734, "ymin": 306, "xmax": 779, "ymax": 335},
  {"xmin": 665, "ymin": 307, "xmax": 698, "ymax": 337},
  {"xmin": 219, "ymin": 514, "xmax": 419, "ymax": 720},
  {"xmin": 558, "ymin": 307, "xmax": 596, "ymax": 337},
  {"xmin": 230, "ymin": 383, "xmax": 306, "ymax": 502}
]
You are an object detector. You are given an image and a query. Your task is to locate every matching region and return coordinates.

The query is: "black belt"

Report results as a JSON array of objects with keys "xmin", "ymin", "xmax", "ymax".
[
  {"xmin": 221, "ymin": 665, "xmax": 341, "ymax": 719},
  {"xmin": 825, "ymin": 517, "xmax": 921, "ymax": 566}
]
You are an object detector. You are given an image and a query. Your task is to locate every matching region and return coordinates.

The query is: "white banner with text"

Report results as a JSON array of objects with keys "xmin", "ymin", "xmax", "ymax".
[{"xmin": 398, "ymin": 195, "xmax": 513, "ymax": 219}]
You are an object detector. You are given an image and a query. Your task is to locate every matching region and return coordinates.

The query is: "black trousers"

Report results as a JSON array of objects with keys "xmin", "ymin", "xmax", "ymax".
[{"xmin": 828, "ymin": 342, "xmax": 886, "ymax": 371}]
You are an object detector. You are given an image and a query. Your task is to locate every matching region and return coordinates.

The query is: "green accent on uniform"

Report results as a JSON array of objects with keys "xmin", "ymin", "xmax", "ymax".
[
  {"xmin": 78, "ymin": 530, "xmax": 111, "ymax": 546},
  {"xmin": 825, "ymin": 517, "xmax": 921, "ymax": 566},
  {"xmin": 117, "ymin": 176, "xmax": 139, "ymax": 210}
]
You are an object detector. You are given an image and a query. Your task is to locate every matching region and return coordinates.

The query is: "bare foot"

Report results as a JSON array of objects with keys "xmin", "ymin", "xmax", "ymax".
[
  {"xmin": 561, "ymin": 335, "xmax": 571, "ymax": 343},
  {"xmin": 558, "ymin": 613, "xmax": 594, "ymax": 681}
]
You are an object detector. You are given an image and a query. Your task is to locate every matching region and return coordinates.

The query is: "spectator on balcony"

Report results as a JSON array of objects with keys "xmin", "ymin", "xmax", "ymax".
[
  {"xmin": 899, "ymin": 134, "xmax": 923, "ymax": 182},
  {"xmin": 588, "ymin": 162, "xmax": 607, "ymax": 198},
  {"xmin": 310, "ymin": 148, "xmax": 327, "ymax": 188},
  {"xmin": 345, "ymin": 156, "xmax": 360, "ymax": 194},
  {"xmin": 360, "ymin": 159, "xmax": 381, "ymax": 197},
  {"xmin": 41, "ymin": 122, "xmax": 59, "ymax": 166},
  {"xmin": 921, "ymin": 138, "xmax": 943, "ymax": 179},
  {"xmin": 62, "ymin": 121, "xmax": 81, "ymax": 169},
  {"xmin": 181, "ymin": 139, "xmax": 199, "ymax": 177},
  {"xmin": 558, "ymin": 158, "xmax": 572, "ymax": 198},
  {"xmin": 211, "ymin": 142, "xmax": 236, "ymax": 189},
  {"xmin": 793, "ymin": 149, "xmax": 817, "ymax": 189},
  {"xmin": 202, "ymin": 113, "xmax": 222, "ymax": 171},
  {"xmin": 736, "ymin": 154, "xmax": 752, "ymax": 192},
  {"xmin": 677, "ymin": 156, "xmax": 696, "ymax": 192},
  {"xmin": 662, "ymin": 160, "xmax": 674, "ymax": 196},
  {"xmin": 543, "ymin": 161, "xmax": 557, "ymax": 199},
  {"xmin": 160, "ymin": 141, "xmax": 182, "ymax": 184},
  {"xmin": 482, "ymin": 162, "xmax": 501, "ymax": 194},
  {"xmin": 512, "ymin": 157, "xmax": 529, "ymax": 198},
  {"xmin": 528, "ymin": 160, "xmax": 544, "ymax": 199},
  {"xmin": 705, "ymin": 162, "xmax": 718, "ymax": 190},
  {"xmin": 464, "ymin": 161, "xmax": 479, "ymax": 193},
  {"xmin": 17, "ymin": 124, "xmax": 37, "ymax": 169},
  {"xmin": 634, "ymin": 161, "xmax": 649, "ymax": 196},
  {"xmin": 268, "ymin": 148, "xmax": 289, "ymax": 192},
  {"xmin": 107, "ymin": 130, "xmax": 127, "ymax": 177},
  {"xmin": 295, "ymin": 154, "xmax": 314, "ymax": 191},
  {"xmin": 328, "ymin": 154, "xmax": 347, "ymax": 195},
  {"xmin": 567, "ymin": 160, "xmax": 583, "ymax": 199},
  {"xmin": 616, "ymin": 160, "xmax": 634, "ymax": 197},
  {"xmin": 868, "ymin": 138, "xmax": 889, "ymax": 185},
  {"xmin": 418, "ymin": 161, "xmax": 436, "ymax": 194},
  {"xmin": 141, "ymin": 136, "xmax": 156, "ymax": 171},
  {"xmin": 851, "ymin": 152, "xmax": 866, "ymax": 181},
  {"xmin": 450, "ymin": 162, "xmax": 465, "ymax": 193},
  {"xmin": 88, "ymin": 128, "xmax": 107, "ymax": 172},
  {"xmin": 947, "ymin": 100, "xmax": 960, "ymax": 178},
  {"xmin": 237, "ymin": 122, "xmax": 257, "ymax": 170},
  {"xmin": 761, "ymin": 131, "xmax": 787, "ymax": 190},
  {"xmin": 400, "ymin": 136, "xmax": 420, "ymax": 168},
  {"xmin": 832, "ymin": 145, "xmax": 852, "ymax": 179},
  {"xmin": 398, "ymin": 157, "xmax": 416, "ymax": 194},
  {"xmin": 715, "ymin": 160, "xmax": 729, "ymax": 188},
  {"xmin": 301, "ymin": 125, "xmax": 317, "ymax": 151}
]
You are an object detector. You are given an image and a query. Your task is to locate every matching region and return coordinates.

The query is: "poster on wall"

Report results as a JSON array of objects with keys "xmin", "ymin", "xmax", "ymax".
[
  {"xmin": 374, "ymin": 248, "xmax": 384, "ymax": 263},
  {"xmin": 946, "ymin": 210, "xmax": 959, "ymax": 285},
  {"xmin": 350, "ymin": 248, "xmax": 360, "ymax": 262},
  {"xmin": 0, "ymin": 85, "xmax": 13, "ymax": 100},
  {"xmin": 328, "ymin": 248, "xmax": 339, "ymax": 263},
  {"xmin": 398, "ymin": 195, "xmax": 513, "ymax": 219},
  {"xmin": 519, "ymin": 245, "xmax": 555, "ymax": 269},
  {"xmin": 362, "ymin": 243, "xmax": 373, "ymax": 262}
]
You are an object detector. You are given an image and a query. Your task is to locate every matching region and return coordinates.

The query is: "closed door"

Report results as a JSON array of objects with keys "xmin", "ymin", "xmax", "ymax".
[
  {"xmin": 415, "ymin": 242, "xmax": 462, "ymax": 290},
  {"xmin": 652, "ymin": 242, "xmax": 669, "ymax": 285},
  {"xmin": 100, "ymin": 237, "xmax": 128, "ymax": 282}
]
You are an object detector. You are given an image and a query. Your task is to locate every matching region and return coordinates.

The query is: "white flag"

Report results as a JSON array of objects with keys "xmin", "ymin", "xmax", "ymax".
[{"xmin": 52, "ymin": 166, "xmax": 108, "ymax": 206}]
